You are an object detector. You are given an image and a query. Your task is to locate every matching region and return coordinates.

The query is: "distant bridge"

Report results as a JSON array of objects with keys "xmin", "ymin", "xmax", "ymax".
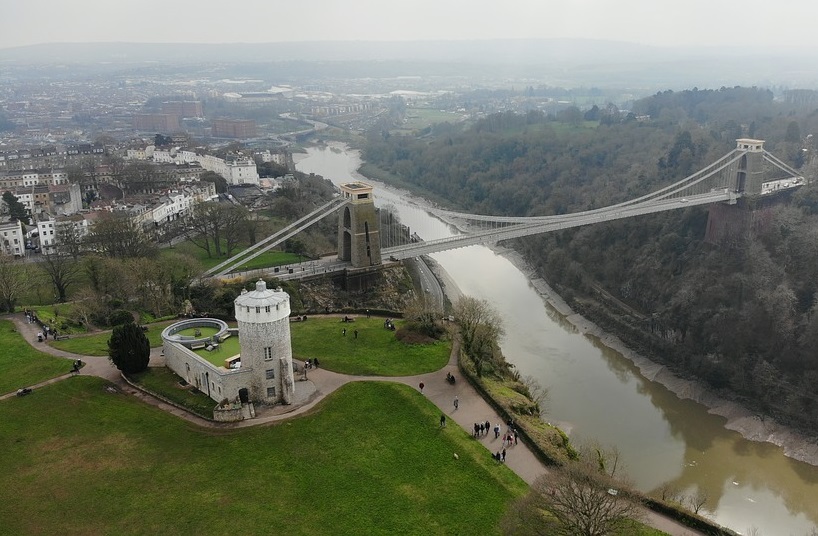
[{"xmin": 209, "ymin": 139, "xmax": 805, "ymax": 280}]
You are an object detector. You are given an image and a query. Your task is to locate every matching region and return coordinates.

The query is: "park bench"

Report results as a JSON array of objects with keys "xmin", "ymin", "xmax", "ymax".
[
  {"xmin": 190, "ymin": 342, "xmax": 206, "ymax": 350},
  {"xmin": 54, "ymin": 334, "xmax": 70, "ymax": 341}
]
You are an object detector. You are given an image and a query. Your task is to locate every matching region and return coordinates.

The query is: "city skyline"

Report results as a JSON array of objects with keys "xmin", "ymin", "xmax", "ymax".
[{"xmin": 2, "ymin": 0, "xmax": 818, "ymax": 51}]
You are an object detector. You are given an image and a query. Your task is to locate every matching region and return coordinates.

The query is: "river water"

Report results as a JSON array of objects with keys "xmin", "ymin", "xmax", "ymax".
[{"xmin": 295, "ymin": 144, "xmax": 818, "ymax": 535}]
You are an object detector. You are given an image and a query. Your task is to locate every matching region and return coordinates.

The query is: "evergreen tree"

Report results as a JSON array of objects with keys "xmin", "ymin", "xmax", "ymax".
[
  {"xmin": 2, "ymin": 191, "xmax": 29, "ymax": 223},
  {"xmin": 108, "ymin": 321, "xmax": 150, "ymax": 374}
]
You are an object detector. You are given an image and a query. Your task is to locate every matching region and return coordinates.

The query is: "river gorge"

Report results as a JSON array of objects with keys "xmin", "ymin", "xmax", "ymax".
[{"xmin": 295, "ymin": 143, "xmax": 818, "ymax": 535}]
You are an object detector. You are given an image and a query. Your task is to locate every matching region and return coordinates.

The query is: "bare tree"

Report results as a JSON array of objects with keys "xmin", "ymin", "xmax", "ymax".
[
  {"xmin": 504, "ymin": 443, "xmax": 640, "ymax": 536},
  {"xmin": 70, "ymin": 288, "xmax": 105, "ymax": 328},
  {"xmin": 86, "ymin": 212, "xmax": 155, "ymax": 259},
  {"xmin": 222, "ymin": 204, "xmax": 249, "ymax": 258},
  {"xmin": 186, "ymin": 202, "xmax": 248, "ymax": 258},
  {"xmin": 521, "ymin": 374, "xmax": 549, "ymax": 416},
  {"xmin": 402, "ymin": 295, "xmax": 444, "ymax": 339},
  {"xmin": 40, "ymin": 250, "xmax": 81, "ymax": 303},
  {"xmin": 656, "ymin": 483, "xmax": 681, "ymax": 504},
  {"xmin": 687, "ymin": 489, "xmax": 709, "ymax": 514},
  {"xmin": 55, "ymin": 220, "xmax": 86, "ymax": 260},
  {"xmin": 531, "ymin": 462, "xmax": 641, "ymax": 536},
  {"xmin": 0, "ymin": 254, "xmax": 28, "ymax": 312},
  {"xmin": 454, "ymin": 296, "xmax": 504, "ymax": 376}
]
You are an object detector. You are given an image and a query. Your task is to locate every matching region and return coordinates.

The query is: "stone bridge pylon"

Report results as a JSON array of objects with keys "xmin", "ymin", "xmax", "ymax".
[{"xmin": 337, "ymin": 182, "xmax": 382, "ymax": 268}]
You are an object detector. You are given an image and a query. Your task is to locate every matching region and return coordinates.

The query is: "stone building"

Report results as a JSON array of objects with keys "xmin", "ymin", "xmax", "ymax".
[
  {"xmin": 234, "ymin": 280, "xmax": 295, "ymax": 404},
  {"xmin": 161, "ymin": 280, "xmax": 295, "ymax": 411}
]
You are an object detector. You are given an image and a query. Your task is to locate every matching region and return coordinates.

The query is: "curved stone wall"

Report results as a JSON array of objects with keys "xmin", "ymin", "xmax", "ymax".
[{"xmin": 161, "ymin": 318, "xmax": 229, "ymax": 349}]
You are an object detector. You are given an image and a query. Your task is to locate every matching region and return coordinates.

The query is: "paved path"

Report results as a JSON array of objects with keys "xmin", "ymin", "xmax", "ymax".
[{"xmin": 3, "ymin": 312, "xmax": 702, "ymax": 535}]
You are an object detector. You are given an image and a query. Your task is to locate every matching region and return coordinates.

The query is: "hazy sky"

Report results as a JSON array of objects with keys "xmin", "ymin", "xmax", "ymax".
[{"xmin": 1, "ymin": 0, "xmax": 816, "ymax": 50}]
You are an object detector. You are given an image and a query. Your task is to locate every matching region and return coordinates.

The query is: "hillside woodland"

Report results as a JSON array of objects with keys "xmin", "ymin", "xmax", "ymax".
[{"xmin": 363, "ymin": 87, "xmax": 818, "ymax": 432}]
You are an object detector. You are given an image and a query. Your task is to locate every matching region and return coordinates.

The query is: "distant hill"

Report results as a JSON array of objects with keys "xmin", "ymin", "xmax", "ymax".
[{"xmin": 2, "ymin": 40, "xmax": 818, "ymax": 89}]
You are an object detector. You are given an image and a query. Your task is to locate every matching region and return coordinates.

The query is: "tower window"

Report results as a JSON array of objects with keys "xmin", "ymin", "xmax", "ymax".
[
  {"xmin": 267, "ymin": 387, "xmax": 276, "ymax": 398},
  {"xmin": 256, "ymin": 307, "xmax": 260, "ymax": 314},
  {"xmin": 265, "ymin": 369, "xmax": 275, "ymax": 379},
  {"xmin": 265, "ymin": 305, "xmax": 270, "ymax": 313},
  {"xmin": 264, "ymin": 347, "xmax": 273, "ymax": 360}
]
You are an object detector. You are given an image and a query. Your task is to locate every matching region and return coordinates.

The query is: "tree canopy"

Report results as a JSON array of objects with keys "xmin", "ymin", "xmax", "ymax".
[{"xmin": 108, "ymin": 321, "xmax": 150, "ymax": 375}]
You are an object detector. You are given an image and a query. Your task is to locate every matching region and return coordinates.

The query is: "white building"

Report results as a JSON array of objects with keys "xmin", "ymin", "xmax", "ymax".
[
  {"xmin": 151, "ymin": 149, "xmax": 259, "ymax": 186},
  {"xmin": 37, "ymin": 215, "xmax": 91, "ymax": 253},
  {"xmin": 0, "ymin": 220, "xmax": 25, "ymax": 257}
]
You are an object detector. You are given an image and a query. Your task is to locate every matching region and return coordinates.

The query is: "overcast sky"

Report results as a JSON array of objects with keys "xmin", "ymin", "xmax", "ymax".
[{"xmin": 1, "ymin": 0, "xmax": 815, "ymax": 50}]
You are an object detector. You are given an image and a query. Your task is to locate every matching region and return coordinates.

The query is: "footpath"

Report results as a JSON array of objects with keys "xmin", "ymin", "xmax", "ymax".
[{"xmin": 3, "ymin": 312, "xmax": 702, "ymax": 535}]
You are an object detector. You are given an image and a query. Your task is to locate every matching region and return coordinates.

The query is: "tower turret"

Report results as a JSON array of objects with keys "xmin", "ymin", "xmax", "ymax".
[{"xmin": 233, "ymin": 279, "xmax": 295, "ymax": 404}]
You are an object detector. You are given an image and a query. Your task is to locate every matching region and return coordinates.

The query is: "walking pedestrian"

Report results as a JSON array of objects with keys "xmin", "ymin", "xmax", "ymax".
[
  {"xmin": 474, "ymin": 423, "xmax": 480, "ymax": 437},
  {"xmin": 502, "ymin": 448, "xmax": 506, "ymax": 462},
  {"xmin": 440, "ymin": 414, "xmax": 446, "ymax": 427},
  {"xmin": 514, "ymin": 430, "xmax": 519, "ymax": 445},
  {"xmin": 484, "ymin": 420, "xmax": 490, "ymax": 436},
  {"xmin": 342, "ymin": 328, "xmax": 346, "ymax": 336},
  {"xmin": 479, "ymin": 422, "xmax": 485, "ymax": 435},
  {"xmin": 354, "ymin": 329, "xmax": 358, "ymax": 339},
  {"xmin": 494, "ymin": 424, "xmax": 500, "ymax": 438},
  {"xmin": 419, "ymin": 381, "xmax": 424, "ymax": 394},
  {"xmin": 453, "ymin": 396, "xmax": 459, "ymax": 410}
]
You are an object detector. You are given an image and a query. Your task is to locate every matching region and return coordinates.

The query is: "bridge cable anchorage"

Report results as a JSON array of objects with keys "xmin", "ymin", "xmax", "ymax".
[{"xmin": 207, "ymin": 197, "xmax": 349, "ymax": 278}]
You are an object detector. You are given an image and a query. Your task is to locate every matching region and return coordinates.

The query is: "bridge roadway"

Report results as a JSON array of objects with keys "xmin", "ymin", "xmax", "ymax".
[{"xmin": 382, "ymin": 188, "xmax": 737, "ymax": 260}]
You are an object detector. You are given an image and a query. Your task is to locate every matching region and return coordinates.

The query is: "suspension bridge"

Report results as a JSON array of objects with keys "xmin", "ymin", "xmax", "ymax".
[{"xmin": 206, "ymin": 139, "xmax": 805, "ymax": 280}]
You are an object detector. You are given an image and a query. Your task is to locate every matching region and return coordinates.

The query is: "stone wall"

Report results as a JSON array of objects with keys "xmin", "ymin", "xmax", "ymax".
[{"xmin": 163, "ymin": 339, "xmax": 254, "ymax": 403}]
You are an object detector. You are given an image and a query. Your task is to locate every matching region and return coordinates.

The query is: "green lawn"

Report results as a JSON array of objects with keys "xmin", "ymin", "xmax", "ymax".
[
  {"xmin": 49, "ymin": 320, "xmax": 178, "ymax": 356},
  {"xmin": 398, "ymin": 108, "xmax": 466, "ymax": 131},
  {"xmin": 25, "ymin": 303, "xmax": 88, "ymax": 334},
  {"xmin": 291, "ymin": 317, "xmax": 451, "ymax": 375},
  {"xmin": 129, "ymin": 367, "xmax": 216, "ymax": 417},
  {"xmin": 193, "ymin": 336, "xmax": 241, "ymax": 367},
  {"xmin": 0, "ymin": 379, "xmax": 527, "ymax": 535},
  {"xmin": 164, "ymin": 240, "xmax": 305, "ymax": 272},
  {"xmin": 0, "ymin": 320, "xmax": 72, "ymax": 393}
]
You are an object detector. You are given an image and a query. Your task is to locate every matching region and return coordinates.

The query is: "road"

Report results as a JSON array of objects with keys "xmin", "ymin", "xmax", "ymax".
[{"xmin": 412, "ymin": 255, "xmax": 445, "ymax": 311}]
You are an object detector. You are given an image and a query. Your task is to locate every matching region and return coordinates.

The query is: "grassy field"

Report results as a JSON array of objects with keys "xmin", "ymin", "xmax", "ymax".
[
  {"xmin": 398, "ymin": 108, "xmax": 466, "ymax": 132},
  {"xmin": 51, "ymin": 316, "xmax": 450, "ymax": 376},
  {"xmin": 164, "ymin": 240, "xmax": 305, "ymax": 272},
  {"xmin": 291, "ymin": 317, "xmax": 451, "ymax": 375},
  {"xmin": 0, "ymin": 319, "xmax": 72, "ymax": 393},
  {"xmin": 129, "ymin": 367, "xmax": 217, "ymax": 417},
  {"xmin": 49, "ymin": 320, "xmax": 177, "ymax": 356},
  {"xmin": 0, "ymin": 378, "xmax": 527, "ymax": 535}
]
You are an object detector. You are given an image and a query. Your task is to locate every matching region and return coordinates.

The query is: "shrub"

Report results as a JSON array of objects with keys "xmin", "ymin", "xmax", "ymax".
[
  {"xmin": 108, "ymin": 321, "xmax": 150, "ymax": 375},
  {"xmin": 108, "ymin": 309, "xmax": 134, "ymax": 327}
]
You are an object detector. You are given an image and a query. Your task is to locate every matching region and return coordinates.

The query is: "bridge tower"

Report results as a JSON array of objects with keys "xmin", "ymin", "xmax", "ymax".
[
  {"xmin": 338, "ymin": 182, "xmax": 382, "ymax": 267},
  {"xmin": 734, "ymin": 139, "xmax": 766, "ymax": 195}
]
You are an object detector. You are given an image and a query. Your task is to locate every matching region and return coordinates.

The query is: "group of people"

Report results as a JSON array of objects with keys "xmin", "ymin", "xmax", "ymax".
[
  {"xmin": 304, "ymin": 358, "xmax": 319, "ymax": 369},
  {"xmin": 341, "ymin": 328, "xmax": 359, "ymax": 338},
  {"xmin": 383, "ymin": 318, "xmax": 396, "ymax": 331},
  {"xmin": 473, "ymin": 420, "xmax": 492, "ymax": 437}
]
